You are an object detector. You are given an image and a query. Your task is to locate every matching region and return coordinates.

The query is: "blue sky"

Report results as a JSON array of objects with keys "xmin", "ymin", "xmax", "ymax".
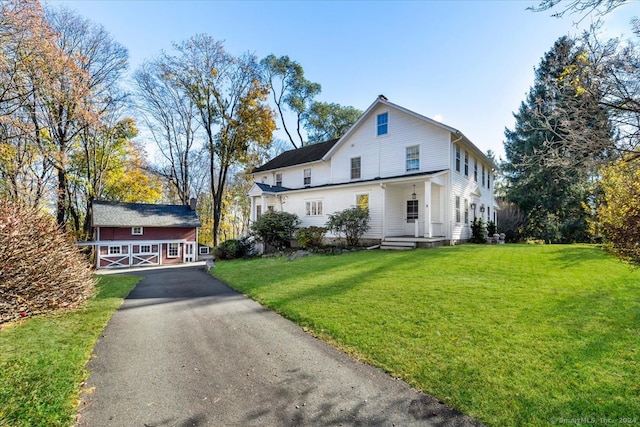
[{"xmin": 48, "ymin": 0, "xmax": 638, "ymax": 160}]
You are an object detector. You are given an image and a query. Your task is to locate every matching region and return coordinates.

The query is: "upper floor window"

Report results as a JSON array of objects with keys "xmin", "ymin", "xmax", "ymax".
[
  {"xmin": 351, "ymin": 157, "xmax": 361, "ymax": 180},
  {"xmin": 304, "ymin": 168, "xmax": 311, "ymax": 186},
  {"xmin": 455, "ymin": 147, "xmax": 461, "ymax": 172},
  {"xmin": 406, "ymin": 145, "xmax": 420, "ymax": 172},
  {"xmin": 132, "ymin": 226, "xmax": 143, "ymax": 235},
  {"xmin": 482, "ymin": 165, "xmax": 486, "ymax": 187},
  {"xmin": 275, "ymin": 173, "xmax": 282, "ymax": 187},
  {"xmin": 305, "ymin": 200, "xmax": 323, "ymax": 216},
  {"xmin": 464, "ymin": 151, "xmax": 469, "ymax": 176},
  {"xmin": 474, "ymin": 160, "xmax": 478, "ymax": 182},
  {"xmin": 356, "ymin": 193, "xmax": 369, "ymax": 210},
  {"xmin": 487, "ymin": 173, "xmax": 491, "ymax": 189},
  {"xmin": 377, "ymin": 112, "xmax": 388, "ymax": 136}
]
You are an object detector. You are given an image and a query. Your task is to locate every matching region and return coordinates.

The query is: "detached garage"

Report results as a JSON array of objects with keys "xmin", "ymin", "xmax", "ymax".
[{"xmin": 91, "ymin": 200, "xmax": 201, "ymax": 269}]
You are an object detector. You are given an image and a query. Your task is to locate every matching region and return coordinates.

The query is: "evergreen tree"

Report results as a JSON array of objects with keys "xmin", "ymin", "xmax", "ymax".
[{"xmin": 502, "ymin": 36, "xmax": 611, "ymax": 242}]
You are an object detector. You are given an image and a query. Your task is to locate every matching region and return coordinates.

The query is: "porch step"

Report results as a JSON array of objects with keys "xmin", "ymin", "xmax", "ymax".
[{"xmin": 380, "ymin": 240, "xmax": 416, "ymax": 250}]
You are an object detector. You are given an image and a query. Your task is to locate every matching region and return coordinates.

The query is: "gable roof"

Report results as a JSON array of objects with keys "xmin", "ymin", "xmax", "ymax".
[
  {"xmin": 322, "ymin": 96, "xmax": 466, "ymax": 161},
  {"xmin": 252, "ymin": 138, "xmax": 339, "ymax": 174},
  {"xmin": 92, "ymin": 200, "xmax": 201, "ymax": 228}
]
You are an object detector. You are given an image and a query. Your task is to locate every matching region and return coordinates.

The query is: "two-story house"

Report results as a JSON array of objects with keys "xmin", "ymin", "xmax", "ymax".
[{"xmin": 249, "ymin": 95, "xmax": 498, "ymax": 248}]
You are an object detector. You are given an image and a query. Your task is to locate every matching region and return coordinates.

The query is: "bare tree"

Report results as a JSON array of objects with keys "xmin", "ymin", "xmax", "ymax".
[{"xmin": 133, "ymin": 59, "xmax": 199, "ymax": 205}]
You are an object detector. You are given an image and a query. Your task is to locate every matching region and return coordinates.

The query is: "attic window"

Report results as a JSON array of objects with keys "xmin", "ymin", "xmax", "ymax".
[
  {"xmin": 377, "ymin": 112, "xmax": 388, "ymax": 136},
  {"xmin": 132, "ymin": 226, "xmax": 143, "ymax": 235}
]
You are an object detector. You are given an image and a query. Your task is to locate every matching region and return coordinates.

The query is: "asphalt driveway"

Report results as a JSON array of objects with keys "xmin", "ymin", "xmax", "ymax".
[{"xmin": 77, "ymin": 264, "xmax": 481, "ymax": 427}]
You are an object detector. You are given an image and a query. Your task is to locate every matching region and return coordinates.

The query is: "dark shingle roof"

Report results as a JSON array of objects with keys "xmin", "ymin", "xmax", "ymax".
[
  {"xmin": 92, "ymin": 201, "xmax": 201, "ymax": 228},
  {"xmin": 252, "ymin": 139, "xmax": 339, "ymax": 173},
  {"xmin": 255, "ymin": 183, "xmax": 290, "ymax": 193}
]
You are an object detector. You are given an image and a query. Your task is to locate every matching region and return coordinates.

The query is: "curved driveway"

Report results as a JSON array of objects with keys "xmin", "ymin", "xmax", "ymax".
[{"xmin": 78, "ymin": 264, "xmax": 481, "ymax": 427}]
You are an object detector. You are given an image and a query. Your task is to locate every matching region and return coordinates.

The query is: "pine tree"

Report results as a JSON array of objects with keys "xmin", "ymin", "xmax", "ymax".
[{"xmin": 502, "ymin": 36, "xmax": 611, "ymax": 242}]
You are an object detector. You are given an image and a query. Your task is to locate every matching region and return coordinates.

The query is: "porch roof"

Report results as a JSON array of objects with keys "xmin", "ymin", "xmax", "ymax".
[{"xmin": 251, "ymin": 169, "xmax": 448, "ymax": 196}]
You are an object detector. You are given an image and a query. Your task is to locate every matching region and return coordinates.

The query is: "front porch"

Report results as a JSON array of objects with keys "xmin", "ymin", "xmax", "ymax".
[{"xmin": 380, "ymin": 171, "xmax": 450, "ymax": 240}]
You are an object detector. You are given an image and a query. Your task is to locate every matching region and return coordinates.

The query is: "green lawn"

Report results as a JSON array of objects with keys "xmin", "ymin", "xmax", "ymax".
[
  {"xmin": 0, "ymin": 274, "xmax": 140, "ymax": 427},
  {"xmin": 212, "ymin": 244, "xmax": 640, "ymax": 427}
]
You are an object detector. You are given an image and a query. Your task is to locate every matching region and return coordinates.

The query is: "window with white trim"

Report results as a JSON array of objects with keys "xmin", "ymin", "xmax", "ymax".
[
  {"xmin": 482, "ymin": 165, "xmax": 486, "ymax": 186},
  {"xmin": 474, "ymin": 159, "xmax": 478, "ymax": 182},
  {"xmin": 140, "ymin": 244, "xmax": 151, "ymax": 253},
  {"xmin": 351, "ymin": 157, "xmax": 361, "ymax": 180},
  {"xmin": 455, "ymin": 147, "xmax": 461, "ymax": 172},
  {"xmin": 406, "ymin": 145, "xmax": 419, "ymax": 172},
  {"xmin": 464, "ymin": 198, "xmax": 469, "ymax": 224},
  {"xmin": 305, "ymin": 200, "xmax": 323, "ymax": 216},
  {"xmin": 275, "ymin": 173, "xmax": 282, "ymax": 187},
  {"xmin": 168, "ymin": 243, "xmax": 179, "ymax": 258},
  {"xmin": 464, "ymin": 151, "xmax": 469, "ymax": 176},
  {"xmin": 356, "ymin": 193, "xmax": 369, "ymax": 210},
  {"xmin": 407, "ymin": 200, "xmax": 419, "ymax": 223},
  {"xmin": 303, "ymin": 169, "xmax": 311, "ymax": 186},
  {"xmin": 455, "ymin": 196, "xmax": 461, "ymax": 223},
  {"xmin": 108, "ymin": 246, "xmax": 121, "ymax": 255},
  {"xmin": 377, "ymin": 112, "xmax": 388, "ymax": 136},
  {"xmin": 132, "ymin": 226, "xmax": 143, "ymax": 235}
]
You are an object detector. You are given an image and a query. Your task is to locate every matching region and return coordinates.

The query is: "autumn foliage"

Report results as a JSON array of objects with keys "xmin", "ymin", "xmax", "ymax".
[
  {"xmin": 0, "ymin": 199, "xmax": 94, "ymax": 323},
  {"xmin": 597, "ymin": 157, "xmax": 640, "ymax": 264}
]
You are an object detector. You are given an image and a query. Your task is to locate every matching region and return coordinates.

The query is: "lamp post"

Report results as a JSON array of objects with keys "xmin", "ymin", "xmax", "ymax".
[{"xmin": 470, "ymin": 202, "xmax": 476, "ymax": 218}]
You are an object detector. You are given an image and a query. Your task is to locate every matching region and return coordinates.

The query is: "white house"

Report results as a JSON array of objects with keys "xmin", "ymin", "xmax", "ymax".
[{"xmin": 248, "ymin": 95, "xmax": 498, "ymax": 248}]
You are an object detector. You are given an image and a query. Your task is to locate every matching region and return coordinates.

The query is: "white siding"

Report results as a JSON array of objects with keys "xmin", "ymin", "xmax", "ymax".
[
  {"xmin": 255, "ymin": 162, "xmax": 332, "ymax": 188},
  {"xmin": 331, "ymin": 105, "xmax": 450, "ymax": 183},
  {"xmin": 278, "ymin": 184, "xmax": 384, "ymax": 239}
]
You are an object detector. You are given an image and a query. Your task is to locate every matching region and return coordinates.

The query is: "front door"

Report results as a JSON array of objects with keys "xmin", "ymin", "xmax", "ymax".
[
  {"xmin": 405, "ymin": 199, "xmax": 419, "ymax": 236},
  {"xmin": 183, "ymin": 242, "xmax": 195, "ymax": 263}
]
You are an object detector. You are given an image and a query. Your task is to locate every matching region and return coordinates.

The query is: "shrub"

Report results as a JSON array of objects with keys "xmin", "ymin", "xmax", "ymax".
[
  {"xmin": 251, "ymin": 211, "xmax": 300, "ymax": 250},
  {"xmin": 487, "ymin": 220, "xmax": 497, "ymax": 236},
  {"xmin": 213, "ymin": 238, "xmax": 252, "ymax": 260},
  {"xmin": 470, "ymin": 217, "xmax": 487, "ymax": 243},
  {"xmin": 296, "ymin": 226, "xmax": 326, "ymax": 248},
  {"xmin": 326, "ymin": 207, "xmax": 370, "ymax": 247},
  {"xmin": 597, "ymin": 157, "xmax": 640, "ymax": 263},
  {"xmin": 0, "ymin": 199, "xmax": 95, "ymax": 323}
]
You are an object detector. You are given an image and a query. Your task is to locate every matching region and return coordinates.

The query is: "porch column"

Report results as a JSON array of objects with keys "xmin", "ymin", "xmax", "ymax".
[
  {"xmin": 380, "ymin": 183, "xmax": 387, "ymax": 240},
  {"xmin": 424, "ymin": 180, "xmax": 432, "ymax": 238},
  {"xmin": 261, "ymin": 195, "xmax": 267, "ymax": 217},
  {"xmin": 250, "ymin": 196, "xmax": 256, "ymax": 222}
]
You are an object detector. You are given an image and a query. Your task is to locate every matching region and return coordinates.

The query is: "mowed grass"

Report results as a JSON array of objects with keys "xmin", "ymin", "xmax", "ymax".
[
  {"xmin": 0, "ymin": 274, "xmax": 140, "ymax": 427},
  {"xmin": 212, "ymin": 244, "xmax": 640, "ymax": 426}
]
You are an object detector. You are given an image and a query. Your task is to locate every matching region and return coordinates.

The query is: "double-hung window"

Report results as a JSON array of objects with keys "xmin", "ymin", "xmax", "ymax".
[
  {"xmin": 356, "ymin": 193, "xmax": 369, "ymax": 210},
  {"xmin": 474, "ymin": 160, "xmax": 478, "ymax": 182},
  {"xmin": 377, "ymin": 112, "xmax": 388, "ymax": 136},
  {"xmin": 464, "ymin": 151, "xmax": 469, "ymax": 176},
  {"xmin": 455, "ymin": 196, "xmax": 461, "ymax": 223},
  {"xmin": 482, "ymin": 165, "xmax": 486, "ymax": 187},
  {"xmin": 305, "ymin": 200, "xmax": 323, "ymax": 216},
  {"xmin": 351, "ymin": 157, "xmax": 361, "ymax": 180},
  {"xmin": 303, "ymin": 169, "xmax": 311, "ymax": 186},
  {"xmin": 275, "ymin": 173, "xmax": 282, "ymax": 187},
  {"xmin": 464, "ymin": 198, "xmax": 469, "ymax": 224},
  {"xmin": 406, "ymin": 145, "xmax": 419, "ymax": 172},
  {"xmin": 455, "ymin": 147, "xmax": 461, "ymax": 172}
]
